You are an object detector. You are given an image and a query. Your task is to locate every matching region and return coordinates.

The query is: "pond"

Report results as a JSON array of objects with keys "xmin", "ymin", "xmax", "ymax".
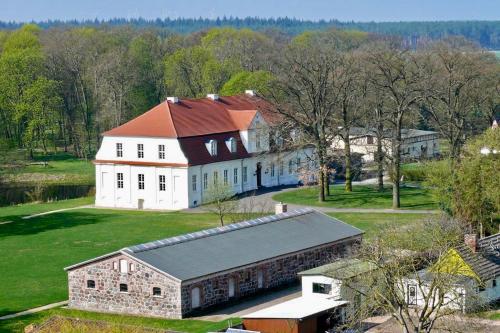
[{"xmin": 0, "ymin": 184, "xmax": 94, "ymax": 206}]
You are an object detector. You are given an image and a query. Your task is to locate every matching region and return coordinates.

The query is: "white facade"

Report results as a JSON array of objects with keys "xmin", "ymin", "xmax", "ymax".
[
  {"xmin": 332, "ymin": 129, "xmax": 440, "ymax": 162},
  {"xmin": 95, "ymin": 108, "xmax": 316, "ymax": 210}
]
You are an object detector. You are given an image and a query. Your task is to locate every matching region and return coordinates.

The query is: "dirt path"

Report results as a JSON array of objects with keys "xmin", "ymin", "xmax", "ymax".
[{"xmin": 0, "ymin": 301, "xmax": 68, "ymax": 321}]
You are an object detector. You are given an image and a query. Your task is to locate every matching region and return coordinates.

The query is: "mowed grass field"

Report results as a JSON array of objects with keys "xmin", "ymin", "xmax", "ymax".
[{"xmin": 273, "ymin": 185, "xmax": 437, "ymax": 209}]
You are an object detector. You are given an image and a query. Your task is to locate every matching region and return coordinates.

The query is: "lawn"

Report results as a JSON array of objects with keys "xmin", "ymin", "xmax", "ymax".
[
  {"xmin": 0, "ymin": 308, "xmax": 240, "ymax": 333},
  {"xmin": 273, "ymin": 185, "xmax": 437, "ymax": 209},
  {"xmin": 0, "ymin": 151, "xmax": 94, "ymax": 185}
]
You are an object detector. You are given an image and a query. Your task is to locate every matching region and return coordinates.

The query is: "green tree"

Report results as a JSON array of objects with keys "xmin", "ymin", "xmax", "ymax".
[
  {"xmin": 220, "ymin": 70, "xmax": 274, "ymax": 96},
  {"xmin": 425, "ymin": 129, "xmax": 500, "ymax": 234}
]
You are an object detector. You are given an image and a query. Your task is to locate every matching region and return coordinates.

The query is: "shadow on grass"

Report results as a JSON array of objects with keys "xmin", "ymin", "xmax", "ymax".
[{"xmin": 0, "ymin": 211, "xmax": 106, "ymax": 238}]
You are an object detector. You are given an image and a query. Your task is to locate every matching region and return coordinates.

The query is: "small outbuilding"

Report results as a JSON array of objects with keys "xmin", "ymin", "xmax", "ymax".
[{"xmin": 65, "ymin": 208, "xmax": 363, "ymax": 319}]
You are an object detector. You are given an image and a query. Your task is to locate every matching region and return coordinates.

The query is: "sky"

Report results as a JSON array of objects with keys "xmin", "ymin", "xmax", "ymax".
[{"xmin": 0, "ymin": 0, "xmax": 499, "ymax": 22}]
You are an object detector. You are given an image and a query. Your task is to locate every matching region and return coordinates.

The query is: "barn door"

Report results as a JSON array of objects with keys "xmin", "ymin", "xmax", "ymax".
[
  {"xmin": 228, "ymin": 278, "xmax": 235, "ymax": 298},
  {"xmin": 191, "ymin": 287, "xmax": 200, "ymax": 309}
]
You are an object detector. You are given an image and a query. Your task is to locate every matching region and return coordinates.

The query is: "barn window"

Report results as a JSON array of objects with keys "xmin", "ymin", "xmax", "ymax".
[
  {"xmin": 119, "ymin": 283, "xmax": 128, "ymax": 293},
  {"xmin": 153, "ymin": 287, "xmax": 161, "ymax": 297},
  {"xmin": 87, "ymin": 280, "xmax": 95, "ymax": 289},
  {"xmin": 312, "ymin": 283, "xmax": 331, "ymax": 294},
  {"xmin": 119, "ymin": 259, "xmax": 128, "ymax": 273}
]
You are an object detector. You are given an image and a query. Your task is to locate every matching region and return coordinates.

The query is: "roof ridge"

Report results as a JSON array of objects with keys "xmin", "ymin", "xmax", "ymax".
[
  {"xmin": 124, "ymin": 208, "xmax": 315, "ymax": 254},
  {"xmin": 163, "ymin": 101, "xmax": 178, "ymax": 138}
]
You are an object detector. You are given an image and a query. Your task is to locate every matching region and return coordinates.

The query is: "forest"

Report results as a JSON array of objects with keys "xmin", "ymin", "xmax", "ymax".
[{"xmin": 1, "ymin": 17, "xmax": 499, "ymax": 49}]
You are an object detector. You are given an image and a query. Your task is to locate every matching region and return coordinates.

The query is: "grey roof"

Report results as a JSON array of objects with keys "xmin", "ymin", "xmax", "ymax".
[
  {"xmin": 349, "ymin": 127, "xmax": 437, "ymax": 139},
  {"xmin": 120, "ymin": 208, "xmax": 363, "ymax": 281},
  {"xmin": 456, "ymin": 233, "xmax": 500, "ymax": 281},
  {"xmin": 299, "ymin": 258, "xmax": 376, "ymax": 280}
]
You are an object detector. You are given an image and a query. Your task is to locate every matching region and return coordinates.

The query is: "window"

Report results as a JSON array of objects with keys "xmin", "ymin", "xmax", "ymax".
[
  {"xmin": 116, "ymin": 143, "xmax": 123, "ymax": 157},
  {"xmin": 256, "ymin": 132, "xmax": 261, "ymax": 150},
  {"xmin": 137, "ymin": 144, "xmax": 144, "ymax": 158},
  {"xmin": 233, "ymin": 168, "xmax": 238, "ymax": 184},
  {"xmin": 113, "ymin": 261, "xmax": 118, "ymax": 270},
  {"xmin": 129, "ymin": 263, "xmax": 135, "ymax": 272},
  {"xmin": 296, "ymin": 157, "xmax": 301, "ymax": 169},
  {"xmin": 203, "ymin": 173, "xmax": 208, "ymax": 190},
  {"xmin": 119, "ymin": 283, "xmax": 128, "ymax": 293},
  {"xmin": 117, "ymin": 173, "xmax": 123, "ymax": 189},
  {"xmin": 192, "ymin": 175, "xmax": 197, "ymax": 192},
  {"xmin": 312, "ymin": 283, "xmax": 332, "ymax": 294},
  {"xmin": 223, "ymin": 169, "xmax": 228, "ymax": 185},
  {"xmin": 288, "ymin": 160, "xmax": 293, "ymax": 174},
  {"xmin": 279, "ymin": 161, "xmax": 284, "ymax": 176},
  {"xmin": 493, "ymin": 279, "xmax": 497, "ymax": 288},
  {"xmin": 138, "ymin": 174, "xmax": 145, "ymax": 190},
  {"xmin": 228, "ymin": 137, "xmax": 237, "ymax": 153},
  {"xmin": 87, "ymin": 280, "xmax": 95, "ymax": 289},
  {"xmin": 271, "ymin": 163, "xmax": 275, "ymax": 177},
  {"xmin": 243, "ymin": 166, "xmax": 248, "ymax": 183},
  {"xmin": 366, "ymin": 136, "xmax": 374, "ymax": 144},
  {"xmin": 119, "ymin": 259, "xmax": 128, "ymax": 273},
  {"xmin": 159, "ymin": 175, "xmax": 166, "ymax": 191},
  {"xmin": 210, "ymin": 140, "xmax": 217, "ymax": 156},
  {"xmin": 213, "ymin": 171, "xmax": 218, "ymax": 185},
  {"xmin": 158, "ymin": 144, "xmax": 165, "ymax": 159},
  {"xmin": 153, "ymin": 287, "xmax": 162, "ymax": 297}
]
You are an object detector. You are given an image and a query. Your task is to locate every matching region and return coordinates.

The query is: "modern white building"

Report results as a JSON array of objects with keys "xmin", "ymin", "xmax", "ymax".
[
  {"xmin": 94, "ymin": 92, "xmax": 315, "ymax": 210},
  {"xmin": 332, "ymin": 127, "xmax": 440, "ymax": 162}
]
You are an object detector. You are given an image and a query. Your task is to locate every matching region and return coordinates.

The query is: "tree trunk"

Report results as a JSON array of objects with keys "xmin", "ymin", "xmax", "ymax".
[
  {"xmin": 344, "ymin": 135, "xmax": 352, "ymax": 192},
  {"xmin": 376, "ymin": 133, "xmax": 384, "ymax": 191},
  {"xmin": 392, "ymin": 117, "xmax": 402, "ymax": 209}
]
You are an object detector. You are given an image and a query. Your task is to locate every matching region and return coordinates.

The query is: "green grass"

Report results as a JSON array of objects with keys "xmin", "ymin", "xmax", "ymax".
[
  {"xmin": 328, "ymin": 212, "xmax": 434, "ymax": 237},
  {"xmin": 0, "ymin": 308, "xmax": 240, "ymax": 333},
  {"xmin": 0, "ymin": 152, "xmax": 94, "ymax": 185},
  {"xmin": 273, "ymin": 185, "xmax": 437, "ymax": 209}
]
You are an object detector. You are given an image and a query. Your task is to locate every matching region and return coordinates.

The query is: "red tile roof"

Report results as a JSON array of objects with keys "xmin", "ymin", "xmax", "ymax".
[{"xmin": 103, "ymin": 94, "xmax": 275, "ymax": 138}]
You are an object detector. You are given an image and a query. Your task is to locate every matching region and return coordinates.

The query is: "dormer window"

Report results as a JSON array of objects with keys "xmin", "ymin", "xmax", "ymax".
[
  {"xmin": 209, "ymin": 140, "xmax": 217, "ymax": 156},
  {"xmin": 226, "ymin": 137, "xmax": 237, "ymax": 153}
]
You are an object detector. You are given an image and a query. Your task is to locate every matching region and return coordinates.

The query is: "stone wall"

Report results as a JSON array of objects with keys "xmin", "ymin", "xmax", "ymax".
[
  {"xmin": 68, "ymin": 253, "xmax": 182, "ymax": 318},
  {"xmin": 180, "ymin": 237, "xmax": 360, "ymax": 316}
]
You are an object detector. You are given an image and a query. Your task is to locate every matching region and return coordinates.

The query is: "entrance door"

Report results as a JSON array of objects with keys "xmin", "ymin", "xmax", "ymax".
[
  {"xmin": 256, "ymin": 163, "xmax": 262, "ymax": 188},
  {"xmin": 228, "ymin": 278, "xmax": 235, "ymax": 298},
  {"xmin": 191, "ymin": 287, "xmax": 200, "ymax": 309},
  {"xmin": 138, "ymin": 199, "xmax": 144, "ymax": 209}
]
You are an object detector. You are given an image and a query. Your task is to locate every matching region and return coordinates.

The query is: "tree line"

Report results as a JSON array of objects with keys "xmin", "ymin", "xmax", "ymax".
[
  {"xmin": 1, "ymin": 17, "xmax": 499, "ymax": 49},
  {"xmin": 0, "ymin": 24, "xmax": 498, "ymax": 215}
]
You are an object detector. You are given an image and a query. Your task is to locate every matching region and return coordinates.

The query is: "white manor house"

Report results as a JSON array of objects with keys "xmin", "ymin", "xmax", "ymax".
[{"xmin": 95, "ymin": 91, "xmax": 315, "ymax": 210}]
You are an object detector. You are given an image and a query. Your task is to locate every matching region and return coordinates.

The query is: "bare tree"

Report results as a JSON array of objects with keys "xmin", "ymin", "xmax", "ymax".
[
  {"xmin": 364, "ymin": 42, "xmax": 426, "ymax": 208},
  {"xmin": 203, "ymin": 181, "xmax": 237, "ymax": 226},
  {"xmin": 266, "ymin": 40, "xmax": 338, "ymax": 202}
]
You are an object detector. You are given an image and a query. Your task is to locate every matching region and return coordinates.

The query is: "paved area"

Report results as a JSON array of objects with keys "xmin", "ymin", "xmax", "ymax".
[
  {"xmin": 0, "ymin": 300, "xmax": 68, "ymax": 320},
  {"xmin": 185, "ymin": 184, "xmax": 439, "ymax": 214},
  {"xmin": 22, "ymin": 205, "xmax": 93, "ymax": 219},
  {"xmin": 193, "ymin": 285, "xmax": 302, "ymax": 321}
]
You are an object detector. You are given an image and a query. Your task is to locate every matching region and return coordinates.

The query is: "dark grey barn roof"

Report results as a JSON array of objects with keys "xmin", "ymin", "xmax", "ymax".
[
  {"xmin": 121, "ymin": 208, "xmax": 363, "ymax": 282},
  {"xmin": 456, "ymin": 233, "xmax": 500, "ymax": 282}
]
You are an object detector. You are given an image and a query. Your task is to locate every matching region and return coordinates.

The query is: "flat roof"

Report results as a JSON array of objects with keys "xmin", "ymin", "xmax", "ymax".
[{"xmin": 242, "ymin": 296, "xmax": 348, "ymax": 320}]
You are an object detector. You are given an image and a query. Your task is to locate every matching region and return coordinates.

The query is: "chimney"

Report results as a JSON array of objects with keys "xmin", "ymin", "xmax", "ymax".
[
  {"xmin": 464, "ymin": 234, "xmax": 478, "ymax": 253},
  {"xmin": 207, "ymin": 93, "xmax": 219, "ymax": 101},
  {"xmin": 275, "ymin": 202, "xmax": 287, "ymax": 215},
  {"xmin": 167, "ymin": 96, "xmax": 179, "ymax": 103},
  {"xmin": 245, "ymin": 90, "xmax": 256, "ymax": 97}
]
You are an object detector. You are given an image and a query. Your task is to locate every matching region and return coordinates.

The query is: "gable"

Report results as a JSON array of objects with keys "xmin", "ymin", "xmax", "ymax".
[{"xmin": 431, "ymin": 248, "xmax": 480, "ymax": 281}]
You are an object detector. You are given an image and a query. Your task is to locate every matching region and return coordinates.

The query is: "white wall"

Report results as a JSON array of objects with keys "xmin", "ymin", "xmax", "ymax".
[
  {"xmin": 96, "ymin": 136, "xmax": 188, "ymax": 164},
  {"xmin": 301, "ymin": 275, "xmax": 342, "ymax": 299}
]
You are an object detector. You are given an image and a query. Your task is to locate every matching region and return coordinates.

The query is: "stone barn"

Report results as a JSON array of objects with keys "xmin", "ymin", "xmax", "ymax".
[{"xmin": 65, "ymin": 208, "xmax": 363, "ymax": 319}]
